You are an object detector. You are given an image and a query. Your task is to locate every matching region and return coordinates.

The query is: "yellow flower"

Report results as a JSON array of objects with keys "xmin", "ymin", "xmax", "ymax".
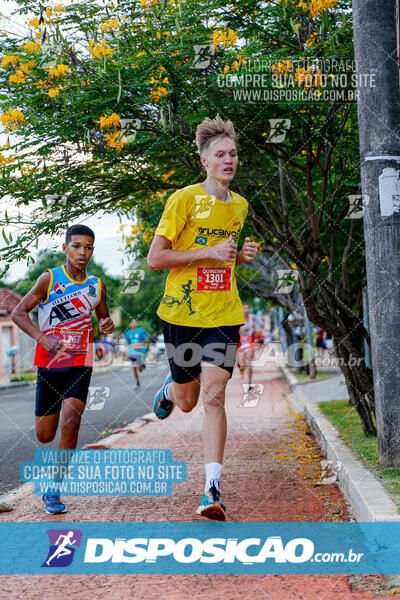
[
  {"xmin": 22, "ymin": 41, "xmax": 41, "ymax": 52},
  {"xmin": 9, "ymin": 70, "xmax": 26, "ymax": 84},
  {"xmin": 309, "ymin": 0, "xmax": 339, "ymax": 17},
  {"xmin": 0, "ymin": 152, "xmax": 14, "ymax": 166},
  {"xmin": 224, "ymin": 64, "xmax": 230, "ymax": 75},
  {"xmin": 48, "ymin": 85, "xmax": 63, "ymax": 98},
  {"xmin": 100, "ymin": 112, "xmax": 121, "ymax": 129},
  {"xmin": 0, "ymin": 109, "xmax": 25, "ymax": 132},
  {"xmin": 291, "ymin": 263, "xmax": 297, "ymax": 270},
  {"xmin": 20, "ymin": 60, "xmax": 35, "ymax": 74},
  {"xmin": 2, "ymin": 55, "xmax": 21, "ymax": 67},
  {"xmin": 49, "ymin": 64, "xmax": 70, "ymax": 77},
  {"xmin": 162, "ymin": 170, "xmax": 175, "ymax": 180},
  {"xmin": 101, "ymin": 19, "xmax": 120, "ymax": 33},
  {"xmin": 45, "ymin": 8, "xmax": 53, "ymax": 18},
  {"xmin": 29, "ymin": 17, "xmax": 40, "ymax": 28},
  {"xmin": 88, "ymin": 40, "xmax": 112, "ymax": 60},
  {"xmin": 213, "ymin": 29, "xmax": 237, "ymax": 50},
  {"xmin": 53, "ymin": 5, "xmax": 66, "ymax": 12},
  {"xmin": 156, "ymin": 31, "xmax": 161, "ymax": 39},
  {"xmin": 136, "ymin": 50, "xmax": 146, "ymax": 57}
]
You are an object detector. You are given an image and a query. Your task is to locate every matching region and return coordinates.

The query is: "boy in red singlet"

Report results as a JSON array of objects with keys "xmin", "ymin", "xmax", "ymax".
[{"xmin": 12, "ymin": 224, "xmax": 114, "ymax": 514}]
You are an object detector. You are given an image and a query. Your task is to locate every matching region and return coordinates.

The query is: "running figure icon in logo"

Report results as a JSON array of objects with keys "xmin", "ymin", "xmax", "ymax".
[
  {"xmin": 42, "ymin": 529, "xmax": 82, "ymax": 568},
  {"xmin": 161, "ymin": 280, "xmax": 196, "ymax": 315}
]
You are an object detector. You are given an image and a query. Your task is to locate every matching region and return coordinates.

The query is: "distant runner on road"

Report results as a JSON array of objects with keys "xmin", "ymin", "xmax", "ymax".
[
  {"xmin": 148, "ymin": 114, "xmax": 259, "ymax": 521},
  {"xmin": 125, "ymin": 318, "xmax": 149, "ymax": 388}
]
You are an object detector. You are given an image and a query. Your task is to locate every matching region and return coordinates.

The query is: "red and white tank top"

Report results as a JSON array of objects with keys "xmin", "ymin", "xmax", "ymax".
[{"xmin": 34, "ymin": 265, "xmax": 101, "ymax": 368}]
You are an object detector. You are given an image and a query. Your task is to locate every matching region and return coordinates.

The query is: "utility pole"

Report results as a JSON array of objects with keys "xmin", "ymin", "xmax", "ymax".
[{"xmin": 353, "ymin": 0, "xmax": 400, "ymax": 465}]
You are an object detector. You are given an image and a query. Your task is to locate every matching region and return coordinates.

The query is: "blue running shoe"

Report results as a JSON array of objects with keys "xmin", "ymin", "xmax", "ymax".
[
  {"xmin": 195, "ymin": 483, "xmax": 226, "ymax": 521},
  {"xmin": 42, "ymin": 494, "xmax": 67, "ymax": 514},
  {"xmin": 153, "ymin": 374, "xmax": 175, "ymax": 420}
]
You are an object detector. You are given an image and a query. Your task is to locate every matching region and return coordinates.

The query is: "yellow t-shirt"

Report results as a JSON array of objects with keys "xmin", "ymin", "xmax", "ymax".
[{"xmin": 155, "ymin": 182, "xmax": 248, "ymax": 327}]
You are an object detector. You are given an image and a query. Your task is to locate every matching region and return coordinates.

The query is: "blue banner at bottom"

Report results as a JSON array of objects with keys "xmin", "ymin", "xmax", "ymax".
[{"xmin": 1, "ymin": 522, "xmax": 400, "ymax": 574}]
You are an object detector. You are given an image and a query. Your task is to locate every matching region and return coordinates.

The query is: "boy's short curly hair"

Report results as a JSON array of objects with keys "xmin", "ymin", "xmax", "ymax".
[{"xmin": 195, "ymin": 113, "xmax": 237, "ymax": 157}]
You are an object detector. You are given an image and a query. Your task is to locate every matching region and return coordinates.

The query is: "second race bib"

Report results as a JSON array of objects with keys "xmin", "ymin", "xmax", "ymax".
[{"xmin": 53, "ymin": 327, "xmax": 89, "ymax": 353}]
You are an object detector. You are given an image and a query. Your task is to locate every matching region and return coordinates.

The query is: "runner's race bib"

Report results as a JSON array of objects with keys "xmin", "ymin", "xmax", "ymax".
[
  {"xmin": 52, "ymin": 327, "xmax": 89, "ymax": 353},
  {"xmin": 196, "ymin": 267, "xmax": 232, "ymax": 291}
]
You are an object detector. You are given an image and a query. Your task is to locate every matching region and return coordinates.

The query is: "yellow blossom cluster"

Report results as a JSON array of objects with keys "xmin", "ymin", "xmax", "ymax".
[
  {"xmin": 306, "ymin": 32, "xmax": 318, "ymax": 47},
  {"xmin": 2, "ymin": 55, "xmax": 21, "ymax": 68},
  {"xmin": 271, "ymin": 60, "xmax": 293, "ymax": 73},
  {"xmin": 162, "ymin": 170, "xmax": 175, "ymax": 181},
  {"xmin": 100, "ymin": 113, "xmax": 120, "ymax": 129},
  {"xmin": 49, "ymin": 64, "xmax": 70, "ymax": 77},
  {"xmin": 3, "ymin": 55, "xmax": 35, "ymax": 85},
  {"xmin": 48, "ymin": 84, "xmax": 64, "ymax": 98},
  {"xmin": 29, "ymin": 17, "xmax": 40, "ymax": 28},
  {"xmin": 149, "ymin": 66, "xmax": 170, "ymax": 103},
  {"xmin": 298, "ymin": 0, "xmax": 339, "ymax": 17},
  {"xmin": 295, "ymin": 66, "xmax": 322, "ymax": 87},
  {"xmin": 142, "ymin": 227, "xmax": 156, "ymax": 243},
  {"xmin": 0, "ymin": 152, "xmax": 13, "ymax": 166},
  {"xmin": 100, "ymin": 113, "xmax": 126, "ymax": 151},
  {"xmin": 0, "ymin": 109, "xmax": 25, "ymax": 132},
  {"xmin": 140, "ymin": 0, "xmax": 158, "ymax": 6},
  {"xmin": 212, "ymin": 29, "xmax": 237, "ymax": 50},
  {"xmin": 101, "ymin": 19, "xmax": 120, "ymax": 32},
  {"xmin": 21, "ymin": 41, "xmax": 41, "ymax": 53},
  {"xmin": 223, "ymin": 54, "xmax": 247, "ymax": 74},
  {"xmin": 88, "ymin": 40, "xmax": 112, "ymax": 60}
]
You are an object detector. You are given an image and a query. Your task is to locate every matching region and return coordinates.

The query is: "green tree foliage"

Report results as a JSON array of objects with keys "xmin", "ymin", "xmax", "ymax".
[{"xmin": 0, "ymin": 0, "xmax": 375, "ymax": 433}]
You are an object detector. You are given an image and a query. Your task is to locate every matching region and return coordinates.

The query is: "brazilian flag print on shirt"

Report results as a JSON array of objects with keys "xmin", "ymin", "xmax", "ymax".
[{"xmin": 155, "ymin": 182, "xmax": 248, "ymax": 328}]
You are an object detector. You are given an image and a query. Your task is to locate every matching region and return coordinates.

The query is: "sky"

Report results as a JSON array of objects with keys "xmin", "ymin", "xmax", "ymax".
[{"xmin": 0, "ymin": 0, "xmax": 134, "ymax": 284}]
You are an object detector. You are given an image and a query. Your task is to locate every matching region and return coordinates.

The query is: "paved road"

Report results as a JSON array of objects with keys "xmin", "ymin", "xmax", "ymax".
[{"xmin": 0, "ymin": 361, "xmax": 169, "ymax": 495}]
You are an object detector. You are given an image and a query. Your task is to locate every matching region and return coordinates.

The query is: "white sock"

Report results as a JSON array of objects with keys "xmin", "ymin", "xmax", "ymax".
[{"xmin": 205, "ymin": 462, "xmax": 222, "ymax": 493}]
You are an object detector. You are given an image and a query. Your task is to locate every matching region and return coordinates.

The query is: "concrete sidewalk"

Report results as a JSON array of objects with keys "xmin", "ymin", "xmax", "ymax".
[{"xmin": 0, "ymin": 361, "xmax": 393, "ymax": 599}]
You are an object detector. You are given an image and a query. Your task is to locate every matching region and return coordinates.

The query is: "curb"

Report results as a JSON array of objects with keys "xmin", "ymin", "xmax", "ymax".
[
  {"xmin": 280, "ymin": 365, "xmax": 400, "ymax": 589},
  {"xmin": 0, "ymin": 412, "xmax": 158, "ymax": 506},
  {"xmin": 281, "ymin": 365, "xmax": 400, "ymax": 522},
  {"xmin": 0, "ymin": 381, "xmax": 30, "ymax": 394}
]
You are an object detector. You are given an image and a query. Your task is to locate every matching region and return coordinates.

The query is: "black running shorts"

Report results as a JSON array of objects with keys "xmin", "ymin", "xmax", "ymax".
[
  {"xmin": 160, "ymin": 319, "xmax": 241, "ymax": 383},
  {"xmin": 35, "ymin": 365, "xmax": 93, "ymax": 416}
]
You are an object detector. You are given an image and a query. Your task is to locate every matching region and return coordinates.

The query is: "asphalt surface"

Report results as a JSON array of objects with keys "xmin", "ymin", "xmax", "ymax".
[{"xmin": 0, "ymin": 360, "xmax": 169, "ymax": 495}]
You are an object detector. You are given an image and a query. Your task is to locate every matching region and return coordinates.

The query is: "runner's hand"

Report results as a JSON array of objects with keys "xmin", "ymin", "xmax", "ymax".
[
  {"xmin": 241, "ymin": 237, "xmax": 259, "ymax": 263},
  {"xmin": 99, "ymin": 317, "xmax": 114, "ymax": 334},
  {"xmin": 38, "ymin": 334, "xmax": 65, "ymax": 354},
  {"xmin": 208, "ymin": 235, "xmax": 237, "ymax": 262}
]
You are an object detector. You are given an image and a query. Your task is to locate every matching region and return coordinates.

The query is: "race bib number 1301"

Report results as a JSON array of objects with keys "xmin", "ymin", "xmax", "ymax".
[{"xmin": 196, "ymin": 267, "xmax": 232, "ymax": 291}]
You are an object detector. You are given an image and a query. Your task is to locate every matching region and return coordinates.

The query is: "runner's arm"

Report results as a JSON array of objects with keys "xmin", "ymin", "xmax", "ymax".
[
  {"xmin": 147, "ymin": 234, "xmax": 237, "ymax": 270},
  {"xmin": 95, "ymin": 281, "xmax": 114, "ymax": 334},
  {"xmin": 11, "ymin": 272, "xmax": 65, "ymax": 353}
]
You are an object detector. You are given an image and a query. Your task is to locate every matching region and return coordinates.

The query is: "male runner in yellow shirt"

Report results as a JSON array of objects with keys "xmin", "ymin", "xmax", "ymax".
[{"xmin": 147, "ymin": 114, "xmax": 258, "ymax": 521}]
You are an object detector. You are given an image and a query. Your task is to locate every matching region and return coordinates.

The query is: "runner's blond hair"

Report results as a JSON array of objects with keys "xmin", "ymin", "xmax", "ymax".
[{"xmin": 195, "ymin": 114, "xmax": 237, "ymax": 158}]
